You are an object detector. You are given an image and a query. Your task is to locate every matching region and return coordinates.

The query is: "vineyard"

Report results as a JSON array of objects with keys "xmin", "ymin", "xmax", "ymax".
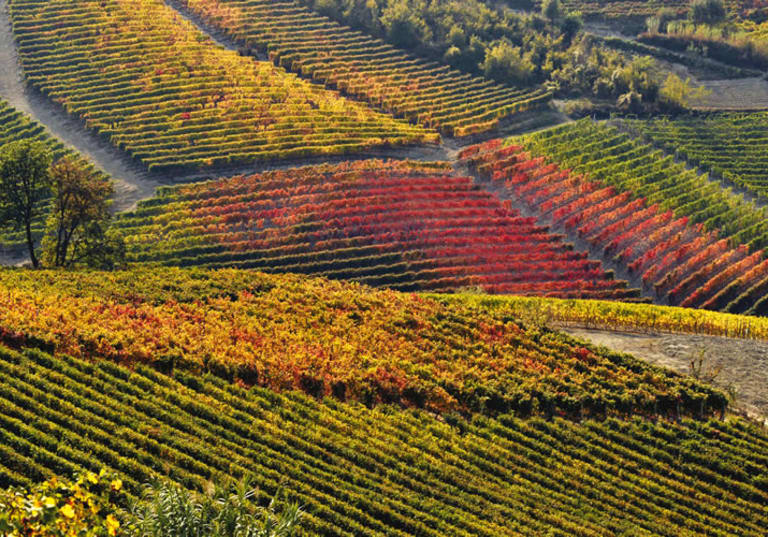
[
  {"xmin": 552, "ymin": 0, "xmax": 688, "ymax": 19},
  {"xmin": 443, "ymin": 293, "xmax": 768, "ymax": 340},
  {"xmin": 552, "ymin": 0, "xmax": 744, "ymax": 19},
  {"xmin": 0, "ymin": 335, "xmax": 766, "ymax": 537},
  {"xmin": 175, "ymin": 0, "xmax": 551, "ymax": 137},
  {"xmin": 627, "ymin": 114, "xmax": 768, "ymax": 201},
  {"xmin": 461, "ymin": 122, "xmax": 768, "ymax": 315},
  {"xmin": 113, "ymin": 159, "xmax": 639, "ymax": 298},
  {"xmin": 2, "ymin": 0, "xmax": 768, "ymax": 533},
  {"xmin": 8, "ymin": 0, "xmax": 434, "ymax": 173},
  {"xmin": 0, "ymin": 267, "xmax": 713, "ymax": 417}
]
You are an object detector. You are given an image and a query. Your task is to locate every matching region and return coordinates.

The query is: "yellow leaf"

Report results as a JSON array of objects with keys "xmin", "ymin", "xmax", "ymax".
[
  {"xmin": 110, "ymin": 479, "xmax": 122, "ymax": 492},
  {"xmin": 106, "ymin": 514, "xmax": 120, "ymax": 536},
  {"xmin": 60, "ymin": 503, "xmax": 76, "ymax": 519},
  {"xmin": 43, "ymin": 497, "xmax": 56, "ymax": 509}
]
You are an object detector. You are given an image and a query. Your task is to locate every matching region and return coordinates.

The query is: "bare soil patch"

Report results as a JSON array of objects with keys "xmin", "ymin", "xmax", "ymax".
[
  {"xmin": 693, "ymin": 77, "xmax": 768, "ymax": 110},
  {"xmin": 565, "ymin": 328, "xmax": 768, "ymax": 424}
]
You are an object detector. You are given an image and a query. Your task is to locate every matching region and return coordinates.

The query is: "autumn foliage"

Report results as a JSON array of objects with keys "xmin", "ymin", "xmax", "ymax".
[{"xmin": 0, "ymin": 267, "xmax": 726, "ymax": 418}]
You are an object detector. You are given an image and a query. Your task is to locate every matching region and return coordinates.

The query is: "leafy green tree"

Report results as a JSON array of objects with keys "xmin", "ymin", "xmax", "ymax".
[
  {"xmin": 0, "ymin": 140, "xmax": 52, "ymax": 268},
  {"xmin": 41, "ymin": 156, "xmax": 115, "ymax": 268},
  {"xmin": 481, "ymin": 41, "xmax": 534, "ymax": 84},
  {"xmin": 560, "ymin": 12, "xmax": 583, "ymax": 44},
  {"xmin": 380, "ymin": 0, "xmax": 429, "ymax": 49},
  {"xmin": 542, "ymin": 0, "xmax": 562, "ymax": 22}
]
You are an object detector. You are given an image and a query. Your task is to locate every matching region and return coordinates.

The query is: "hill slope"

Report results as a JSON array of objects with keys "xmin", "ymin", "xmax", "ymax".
[
  {"xmin": 9, "ymin": 0, "xmax": 433, "ymax": 172},
  {"xmin": 114, "ymin": 159, "xmax": 639, "ymax": 299},
  {"xmin": 0, "ymin": 335, "xmax": 766, "ymax": 536},
  {"xmin": 0, "ymin": 267, "xmax": 723, "ymax": 418}
]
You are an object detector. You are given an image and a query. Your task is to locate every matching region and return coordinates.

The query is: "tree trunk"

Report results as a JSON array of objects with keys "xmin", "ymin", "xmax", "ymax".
[{"xmin": 25, "ymin": 219, "xmax": 38, "ymax": 268}]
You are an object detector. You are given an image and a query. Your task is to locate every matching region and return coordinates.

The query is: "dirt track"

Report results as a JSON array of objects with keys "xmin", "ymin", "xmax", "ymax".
[
  {"xmin": 565, "ymin": 328, "xmax": 768, "ymax": 424},
  {"xmin": 0, "ymin": 0, "xmax": 167, "ymax": 212},
  {"xmin": 0, "ymin": 0, "xmax": 452, "ymax": 218}
]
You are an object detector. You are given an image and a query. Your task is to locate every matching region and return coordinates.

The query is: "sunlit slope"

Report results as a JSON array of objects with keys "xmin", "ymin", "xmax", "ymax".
[
  {"xmin": 0, "ymin": 267, "xmax": 723, "ymax": 417},
  {"xmin": 9, "ymin": 0, "xmax": 434, "ymax": 172},
  {"xmin": 0, "ymin": 340, "xmax": 765, "ymax": 536}
]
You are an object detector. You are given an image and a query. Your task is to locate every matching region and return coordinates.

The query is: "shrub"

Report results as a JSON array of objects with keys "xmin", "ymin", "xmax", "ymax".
[
  {"xmin": 126, "ymin": 480, "xmax": 303, "ymax": 537},
  {"xmin": 0, "ymin": 471, "xmax": 124, "ymax": 537}
]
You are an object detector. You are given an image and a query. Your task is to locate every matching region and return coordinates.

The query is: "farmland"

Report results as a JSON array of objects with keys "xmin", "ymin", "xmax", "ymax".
[
  {"xmin": 175, "ymin": 0, "xmax": 551, "ymax": 136},
  {"xmin": 0, "ymin": 336, "xmax": 767, "ymax": 536},
  {"xmin": 0, "ymin": 268, "xmax": 713, "ymax": 417},
  {"xmin": 8, "ymin": 0, "xmax": 434, "ymax": 172},
  {"xmin": 2, "ymin": 0, "xmax": 768, "ymax": 534},
  {"xmin": 554, "ymin": 0, "xmax": 688, "ymax": 19},
  {"xmin": 0, "ymin": 268, "xmax": 765, "ymax": 536},
  {"xmin": 461, "ymin": 122, "xmax": 768, "ymax": 314},
  {"xmin": 114, "ymin": 159, "xmax": 638, "ymax": 298},
  {"xmin": 627, "ymin": 113, "xmax": 768, "ymax": 200}
]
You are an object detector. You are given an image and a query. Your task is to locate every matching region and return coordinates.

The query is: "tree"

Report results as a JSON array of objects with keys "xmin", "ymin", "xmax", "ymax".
[
  {"xmin": 647, "ymin": 7, "xmax": 678, "ymax": 33},
  {"xmin": 542, "ymin": 0, "xmax": 562, "ymax": 22},
  {"xmin": 381, "ymin": 0, "xmax": 429, "ymax": 49},
  {"xmin": 0, "ymin": 140, "xmax": 52, "ymax": 268},
  {"xmin": 560, "ymin": 12, "xmax": 583, "ymax": 44},
  {"xmin": 481, "ymin": 41, "xmax": 534, "ymax": 85},
  {"xmin": 659, "ymin": 73, "xmax": 711, "ymax": 109},
  {"xmin": 41, "ymin": 155, "xmax": 120, "ymax": 268},
  {"xmin": 689, "ymin": 0, "xmax": 726, "ymax": 25}
]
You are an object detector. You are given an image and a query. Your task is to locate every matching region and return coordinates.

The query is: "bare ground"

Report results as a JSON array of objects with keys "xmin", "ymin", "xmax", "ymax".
[
  {"xmin": 564, "ymin": 328, "xmax": 768, "ymax": 424},
  {"xmin": 693, "ymin": 77, "xmax": 768, "ymax": 110}
]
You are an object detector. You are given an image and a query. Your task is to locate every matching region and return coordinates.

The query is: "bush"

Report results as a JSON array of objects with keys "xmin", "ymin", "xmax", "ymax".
[
  {"xmin": 0, "ymin": 471, "xmax": 124, "ymax": 537},
  {"xmin": 481, "ymin": 41, "xmax": 535, "ymax": 85},
  {"xmin": 126, "ymin": 479, "xmax": 303, "ymax": 537},
  {"xmin": 542, "ymin": 0, "xmax": 562, "ymax": 22},
  {"xmin": 689, "ymin": 0, "xmax": 726, "ymax": 25}
]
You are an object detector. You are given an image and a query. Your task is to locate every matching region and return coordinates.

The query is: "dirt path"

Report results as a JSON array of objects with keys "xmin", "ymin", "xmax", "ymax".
[
  {"xmin": 0, "ymin": 0, "xmax": 166, "ymax": 213},
  {"xmin": 564, "ymin": 328, "xmax": 768, "ymax": 424}
]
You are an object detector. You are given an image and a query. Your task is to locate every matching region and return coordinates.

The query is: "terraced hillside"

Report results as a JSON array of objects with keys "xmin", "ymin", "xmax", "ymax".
[
  {"xmin": 4, "ymin": 344, "xmax": 768, "ymax": 537},
  {"xmin": 0, "ymin": 268, "xmax": 765, "ymax": 537},
  {"xmin": 0, "ymin": 98, "xmax": 108, "ymax": 254},
  {"xmin": 8, "ymin": 0, "xmax": 434, "ymax": 172},
  {"xmin": 113, "ymin": 160, "xmax": 640, "ymax": 299},
  {"xmin": 0, "ymin": 267, "xmax": 706, "ymax": 416},
  {"xmin": 176, "ymin": 0, "xmax": 551, "ymax": 136},
  {"xmin": 461, "ymin": 123, "xmax": 768, "ymax": 314},
  {"xmin": 627, "ymin": 114, "xmax": 768, "ymax": 201}
]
